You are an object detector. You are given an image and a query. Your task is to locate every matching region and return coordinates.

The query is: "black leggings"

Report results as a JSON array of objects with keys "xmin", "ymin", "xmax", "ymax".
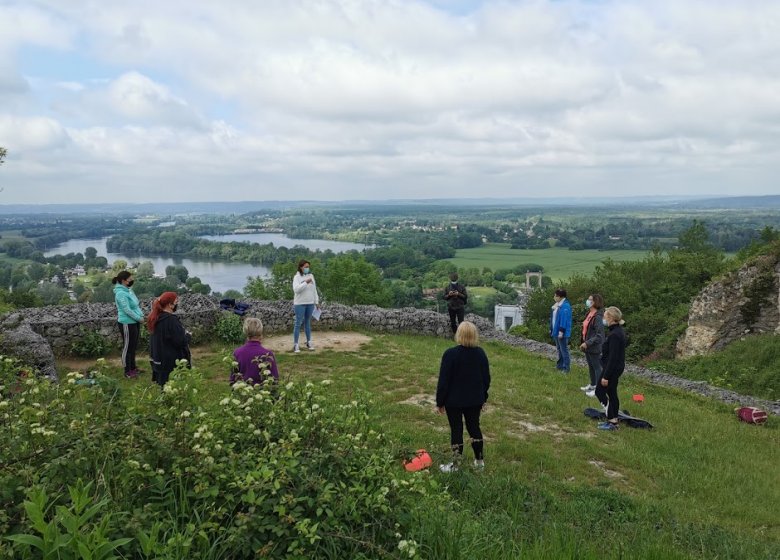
[
  {"xmin": 445, "ymin": 405, "xmax": 484, "ymax": 460},
  {"xmin": 118, "ymin": 322, "xmax": 140, "ymax": 373},
  {"xmin": 595, "ymin": 375, "xmax": 621, "ymax": 421},
  {"xmin": 448, "ymin": 308, "xmax": 465, "ymax": 334}
]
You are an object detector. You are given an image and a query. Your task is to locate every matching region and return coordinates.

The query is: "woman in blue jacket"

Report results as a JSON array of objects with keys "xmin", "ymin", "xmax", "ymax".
[
  {"xmin": 550, "ymin": 288, "xmax": 572, "ymax": 373},
  {"xmin": 112, "ymin": 270, "xmax": 144, "ymax": 379}
]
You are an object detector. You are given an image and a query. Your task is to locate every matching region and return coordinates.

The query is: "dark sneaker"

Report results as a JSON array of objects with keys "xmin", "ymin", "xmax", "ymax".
[{"xmin": 597, "ymin": 422, "xmax": 619, "ymax": 431}]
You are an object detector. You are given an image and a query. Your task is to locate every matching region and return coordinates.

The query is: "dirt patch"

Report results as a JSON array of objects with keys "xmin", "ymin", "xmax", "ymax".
[
  {"xmin": 262, "ymin": 332, "xmax": 373, "ymax": 353},
  {"xmin": 399, "ymin": 393, "xmax": 437, "ymax": 408},
  {"xmin": 588, "ymin": 460, "xmax": 623, "ymax": 478},
  {"xmin": 507, "ymin": 416, "xmax": 594, "ymax": 440}
]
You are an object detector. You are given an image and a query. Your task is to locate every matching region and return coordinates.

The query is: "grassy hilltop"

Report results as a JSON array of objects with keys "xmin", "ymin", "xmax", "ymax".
[{"xmin": 2, "ymin": 332, "xmax": 777, "ymax": 559}]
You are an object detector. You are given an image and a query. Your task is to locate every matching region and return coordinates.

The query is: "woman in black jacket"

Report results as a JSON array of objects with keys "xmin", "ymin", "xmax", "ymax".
[
  {"xmin": 595, "ymin": 306, "xmax": 627, "ymax": 431},
  {"xmin": 436, "ymin": 321, "xmax": 491, "ymax": 472},
  {"xmin": 148, "ymin": 292, "xmax": 191, "ymax": 387}
]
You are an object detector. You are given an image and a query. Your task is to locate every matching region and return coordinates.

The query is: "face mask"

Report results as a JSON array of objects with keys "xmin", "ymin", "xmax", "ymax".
[
  {"xmin": 586, "ymin": 299, "xmax": 593, "ymax": 308},
  {"xmin": 172, "ymin": 303, "xmax": 178, "ymax": 312},
  {"xmin": 451, "ymin": 281, "xmax": 458, "ymax": 286},
  {"xmin": 127, "ymin": 280, "xmax": 134, "ymax": 287},
  {"xmin": 303, "ymin": 267, "xmax": 310, "ymax": 274},
  {"xmin": 602, "ymin": 318, "xmax": 609, "ymax": 326}
]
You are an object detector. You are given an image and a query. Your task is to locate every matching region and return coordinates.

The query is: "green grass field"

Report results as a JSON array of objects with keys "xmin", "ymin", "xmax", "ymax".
[
  {"xmin": 69, "ymin": 332, "xmax": 779, "ymax": 559},
  {"xmin": 445, "ymin": 243, "xmax": 649, "ymax": 281}
]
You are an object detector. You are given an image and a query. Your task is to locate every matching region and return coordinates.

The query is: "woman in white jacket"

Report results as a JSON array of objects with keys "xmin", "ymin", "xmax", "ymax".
[{"xmin": 292, "ymin": 259, "xmax": 319, "ymax": 353}]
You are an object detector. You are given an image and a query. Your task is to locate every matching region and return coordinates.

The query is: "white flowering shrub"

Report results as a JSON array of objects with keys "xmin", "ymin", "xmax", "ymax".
[{"xmin": 0, "ymin": 356, "xmax": 440, "ymax": 559}]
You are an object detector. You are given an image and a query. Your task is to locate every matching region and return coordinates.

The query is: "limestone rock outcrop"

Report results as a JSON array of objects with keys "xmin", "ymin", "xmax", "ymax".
[{"xmin": 677, "ymin": 254, "xmax": 780, "ymax": 358}]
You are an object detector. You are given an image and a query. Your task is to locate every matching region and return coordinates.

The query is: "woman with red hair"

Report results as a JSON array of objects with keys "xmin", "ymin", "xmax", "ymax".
[{"xmin": 148, "ymin": 292, "xmax": 191, "ymax": 386}]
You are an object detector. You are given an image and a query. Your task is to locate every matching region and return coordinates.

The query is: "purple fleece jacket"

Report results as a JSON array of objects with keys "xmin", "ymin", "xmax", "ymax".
[{"xmin": 232, "ymin": 340, "xmax": 279, "ymax": 385}]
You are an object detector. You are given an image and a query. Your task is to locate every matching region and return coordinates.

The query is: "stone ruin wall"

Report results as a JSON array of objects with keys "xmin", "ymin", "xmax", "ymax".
[
  {"xmin": 0, "ymin": 293, "xmax": 777, "ymax": 414},
  {"xmin": 677, "ymin": 258, "xmax": 780, "ymax": 358}
]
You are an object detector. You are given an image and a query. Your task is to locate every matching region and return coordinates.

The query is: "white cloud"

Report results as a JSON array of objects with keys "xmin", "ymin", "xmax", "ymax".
[{"xmin": 0, "ymin": 0, "xmax": 779, "ymax": 203}]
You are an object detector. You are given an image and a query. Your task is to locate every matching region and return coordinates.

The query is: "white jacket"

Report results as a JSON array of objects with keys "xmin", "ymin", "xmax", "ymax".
[{"xmin": 292, "ymin": 273, "xmax": 319, "ymax": 305}]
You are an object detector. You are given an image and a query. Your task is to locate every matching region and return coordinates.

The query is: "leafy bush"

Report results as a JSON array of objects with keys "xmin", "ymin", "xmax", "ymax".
[
  {"xmin": 0, "ymin": 358, "xmax": 440, "ymax": 559},
  {"xmin": 648, "ymin": 333, "xmax": 780, "ymax": 399},
  {"xmin": 69, "ymin": 330, "xmax": 110, "ymax": 357},
  {"xmin": 215, "ymin": 312, "xmax": 244, "ymax": 344},
  {"xmin": 507, "ymin": 324, "xmax": 529, "ymax": 337}
]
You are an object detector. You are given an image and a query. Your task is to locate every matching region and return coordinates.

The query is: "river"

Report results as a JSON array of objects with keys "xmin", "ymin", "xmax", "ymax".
[{"xmin": 43, "ymin": 234, "xmax": 370, "ymax": 294}]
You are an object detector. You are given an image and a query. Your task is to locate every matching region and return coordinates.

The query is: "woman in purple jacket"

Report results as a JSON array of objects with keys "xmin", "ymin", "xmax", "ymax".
[{"xmin": 231, "ymin": 318, "xmax": 279, "ymax": 385}]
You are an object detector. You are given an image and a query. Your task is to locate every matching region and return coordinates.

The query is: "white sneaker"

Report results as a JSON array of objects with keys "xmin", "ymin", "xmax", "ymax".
[
  {"xmin": 580, "ymin": 384, "xmax": 593, "ymax": 391},
  {"xmin": 439, "ymin": 463, "xmax": 458, "ymax": 473},
  {"xmin": 585, "ymin": 389, "xmax": 596, "ymax": 398},
  {"xmin": 305, "ymin": 341, "xmax": 315, "ymax": 351},
  {"xmin": 293, "ymin": 344, "xmax": 300, "ymax": 353},
  {"xmin": 473, "ymin": 459, "xmax": 485, "ymax": 470}
]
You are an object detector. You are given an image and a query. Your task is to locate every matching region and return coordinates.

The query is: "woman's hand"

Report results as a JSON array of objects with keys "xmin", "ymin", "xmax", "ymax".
[
  {"xmin": 436, "ymin": 406, "xmax": 445, "ymax": 415},
  {"xmin": 579, "ymin": 342, "xmax": 587, "ymax": 351},
  {"xmin": 600, "ymin": 378, "xmax": 609, "ymax": 387}
]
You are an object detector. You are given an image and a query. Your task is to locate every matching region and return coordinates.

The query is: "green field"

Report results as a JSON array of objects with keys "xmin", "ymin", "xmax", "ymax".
[
  {"xmin": 25, "ymin": 333, "xmax": 776, "ymax": 559},
  {"xmin": 445, "ymin": 243, "xmax": 649, "ymax": 281}
]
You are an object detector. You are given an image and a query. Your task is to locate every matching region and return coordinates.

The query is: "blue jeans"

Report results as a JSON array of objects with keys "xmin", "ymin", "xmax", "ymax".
[
  {"xmin": 293, "ymin": 304, "xmax": 315, "ymax": 345},
  {"xmin": 555, "ymin": 336, "xmax": 570, "ymax": 371}
]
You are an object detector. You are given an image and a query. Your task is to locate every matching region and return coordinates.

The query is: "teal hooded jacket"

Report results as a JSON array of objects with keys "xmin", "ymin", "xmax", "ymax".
[{"xmin": 113, "ymin": 284, "xmax": 144, "ymax": 324}]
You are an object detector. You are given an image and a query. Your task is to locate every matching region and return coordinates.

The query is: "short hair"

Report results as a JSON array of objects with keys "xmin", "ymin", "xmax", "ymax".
[
  {"xmin": 604, "ymin": 306, "xmax": 625, "ymax": 325},
  {"xmin": 590, "ymin": 294, "xmax": 604, "ymax": 309},
  {"xmin": 449, "ymin": 272, "xmax": 459, "ymax": 282},
  {"xmin": 455, "ymin": 321, "xmax": 479, "ymax": 347},
  {"xmin": 243, "ymin": 317, "xmax": 264, "ymax": 339},
  {"xmin": 555, "ymin": 289, "xmax": 567, "ymax": 298}
]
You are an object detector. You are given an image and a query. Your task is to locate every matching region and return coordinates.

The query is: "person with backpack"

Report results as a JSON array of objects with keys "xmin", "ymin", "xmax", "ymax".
[
  {"xmin": 112, "ymin": 270, "xmax": 144, "ymax": 379},
  {"xmin": 550, "ymin": 288, "xmax": 572, "ymax": 373},
  {"xmin": 148, "ymin": 292, "xmax": 191, "ymax": 387},
  {"xmin": 596, "ymin": 306, "xmax": 628, "ymax": 431},
  {"xmin": 580, "ymin": 293, "xmax": 605, "ymax": 397},
  {"xmin": 443, "ymin": 272, "xmax": 468, "ymax": 334}
]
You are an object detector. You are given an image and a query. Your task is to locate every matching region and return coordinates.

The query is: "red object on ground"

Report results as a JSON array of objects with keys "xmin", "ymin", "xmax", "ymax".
[
  {"xmin": 632, "ymin": 394, "xmax": 645, "ymax": 403},
  {"xmin": 403, "ymin": 449, "xmax": 433, "ymax": 472},
  {"xmin": 736, "ymin": 407, "xmax": 768, "ymax": 425}
]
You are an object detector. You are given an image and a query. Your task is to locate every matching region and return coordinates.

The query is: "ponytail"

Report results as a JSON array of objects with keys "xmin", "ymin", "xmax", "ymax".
[
  {"xmin": 112, "ymin": 270, "xmax": 132, "ymax": 285},
  {"xmin": 147, "ymin": 291, "xmax": 178, "ymax": 333}
]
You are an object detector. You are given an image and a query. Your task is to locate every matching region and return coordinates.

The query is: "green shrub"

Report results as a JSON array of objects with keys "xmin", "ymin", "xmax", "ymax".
[
  {"xmin": 0, "ymin": 360, "xmax": 441, "ymax": 559},
  {"xmin": 215, "ymin": 312, "xmax": 244, "ymax": 344},
  {"xmin": 69, "ymin": 330, "xmax": 110, "ymax": 357},
  {"xmin": 507, "ymin": 324, "xmax": 529, "ymax": 337}
]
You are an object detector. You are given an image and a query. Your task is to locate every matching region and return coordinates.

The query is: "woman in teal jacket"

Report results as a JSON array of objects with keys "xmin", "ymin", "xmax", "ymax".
[{"xmin": 112, "ymin": 270, "xmax": 144, "ymax": 379}]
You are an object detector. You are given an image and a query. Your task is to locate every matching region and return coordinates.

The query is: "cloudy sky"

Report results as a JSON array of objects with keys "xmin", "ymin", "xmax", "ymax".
[{"xmin": 0, "ymin": 0, "xmax": 778, "ymax": 204}]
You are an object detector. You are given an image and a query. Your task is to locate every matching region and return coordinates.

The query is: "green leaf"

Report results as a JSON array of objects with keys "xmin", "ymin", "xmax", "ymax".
[{"xmin": 6, "ymin": 534, "xmax": 45, "ymax": 551}]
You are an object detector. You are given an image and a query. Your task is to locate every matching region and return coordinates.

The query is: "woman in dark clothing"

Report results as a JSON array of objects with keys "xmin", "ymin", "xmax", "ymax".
[
  {"xmin": 579, "ymin": 293, "xmax": 605, "ymax": 397},
  {"xmin": 148, "ymin": 292, "xmax": 191, "ymax": 387},
  {"xmin": 435, "ymin": 321, "xmax": 491, "ymax": 472},
  {"xmin": 595, "ymin": 306, "xmax": 627, "ymax": 431}
]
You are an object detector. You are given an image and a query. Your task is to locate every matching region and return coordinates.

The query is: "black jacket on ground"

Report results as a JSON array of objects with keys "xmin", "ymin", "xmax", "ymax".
[
  {"xmin": 436, "ymin": 345, "xmax": 490, "ymax": 408},
  {"xmin": 443, "ymin": 282, "xmax": 468, "ymax": 311},
  {"xmin": 149, "ymin": 312, "xmax": 191, "ymax": 378},
  {"xmin": 600, "ymin": 324, "xmax": 627, "ymax": 381}
]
